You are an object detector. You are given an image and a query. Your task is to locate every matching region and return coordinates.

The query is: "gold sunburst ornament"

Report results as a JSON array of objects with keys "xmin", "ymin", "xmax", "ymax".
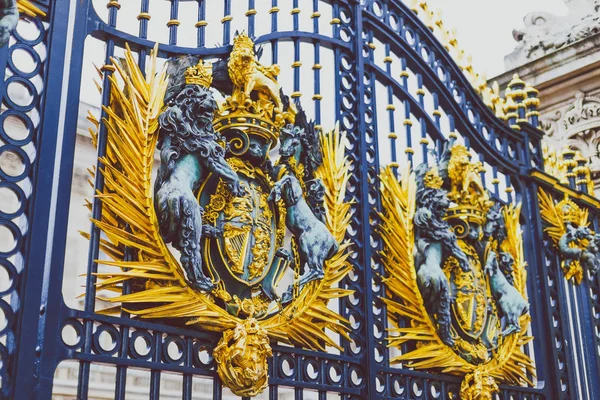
[
  {"xmin": 85, "ymin": 38, "xmax": 353, "ymax": 396},
  {"xmin": 379, "ymin": 142, "xmax": 535, "ymax": 399}
]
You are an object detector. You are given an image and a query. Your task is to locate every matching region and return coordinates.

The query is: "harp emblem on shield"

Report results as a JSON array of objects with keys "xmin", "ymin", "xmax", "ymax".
[{"xmin": 223, "ymin": 222, "xmax": 251, "ymax": 275}]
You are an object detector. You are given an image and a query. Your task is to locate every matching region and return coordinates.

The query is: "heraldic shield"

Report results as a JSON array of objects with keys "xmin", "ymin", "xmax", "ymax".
[
  {"xmin": 84, "ymin": 35, "xmax": 354, "ymax": 397},
  {"xmin": 446, "ymin": 246, "xmax": 500, "ymax": 358},
  {"xmin": 199, "ymin": 159, "xmax": 290, "ymax": 316}
]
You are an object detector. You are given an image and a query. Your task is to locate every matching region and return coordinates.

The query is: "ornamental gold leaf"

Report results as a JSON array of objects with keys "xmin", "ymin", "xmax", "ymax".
[
  {"xmin": 16, "ymin": 0, "xmax": 46, "ymax": 17},
  {"xmin": 85, "ymin": 42, "xmax": 354, "ymax": 397}
]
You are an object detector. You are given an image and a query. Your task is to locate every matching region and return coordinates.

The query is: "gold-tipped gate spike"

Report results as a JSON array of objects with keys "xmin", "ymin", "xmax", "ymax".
[{"xmin": 412, "ymin": 2, "xmax": 540, "ymax": 125}]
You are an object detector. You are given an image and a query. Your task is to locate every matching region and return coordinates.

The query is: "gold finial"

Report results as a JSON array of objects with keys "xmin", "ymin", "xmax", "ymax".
[
  {"xmin": 503, "ymin": 95, "xmax": 519, "ymax": 114},
  {"xmin": 507, "ymin": 74, "xmax": 525, "ymax": 90},
  {"xmin": 542, "ymin": 144, "xmax": 568, "ymax": 185},
  {"xmin": 474, "ymin": 73, "xmax": 487, "ymax": 93},
  {"xmin": 409, "ymin": 0, "xmax": 420, "ymax": 13},
  {"xmin": 448, "ymin": 28, "xmax": 458, "ymax": 47},
  {"xmin": 524, "ymin": 83, "xmax": 541, "ymax": 109},
  {"xmin": 586, "ymin": 166, "xmax": 595, "ymax": 195},
  {"xmin": 433, "ymin": 10, "xmax": 443, "ymax": 28},
  {"xmin": 184, "ymin": 61, "xmax": 213, "ymax": 87},
  {"xmin": 424, "ymin": 166, "xmax": 444, "ymax": 189},
  {"xmin": 525, "ymin": 83, "xmax": 539, "ymax": 96}
]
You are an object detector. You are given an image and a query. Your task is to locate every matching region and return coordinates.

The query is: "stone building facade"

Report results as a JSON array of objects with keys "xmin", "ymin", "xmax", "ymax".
[{"xmin": 494, "ymin": 0, "xmax": 600, "ymax": 193}]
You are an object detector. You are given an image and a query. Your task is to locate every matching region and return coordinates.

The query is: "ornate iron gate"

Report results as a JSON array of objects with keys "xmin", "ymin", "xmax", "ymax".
[{"xmin": 2, "ymin": 0, "xmax": 600, "ymax": 399}]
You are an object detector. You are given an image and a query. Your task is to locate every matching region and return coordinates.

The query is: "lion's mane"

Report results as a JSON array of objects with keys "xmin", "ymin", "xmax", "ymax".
[
  {"xmin": 414, "ymin": 186, "xmax": 469, "ymax": 269},
  {"xmin": 155, "ymin": 85, "xmax": 225, "ymax": 191}
]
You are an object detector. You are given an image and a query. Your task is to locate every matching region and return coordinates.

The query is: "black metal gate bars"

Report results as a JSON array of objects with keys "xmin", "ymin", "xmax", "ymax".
[{"xmin": 1, "ymin": 0, "xmax": 600, "ymax": 399}]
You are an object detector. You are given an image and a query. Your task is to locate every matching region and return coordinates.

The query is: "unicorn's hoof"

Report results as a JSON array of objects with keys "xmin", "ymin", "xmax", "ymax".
[{"xmin": 299, "ymin": 269, "xmax": 325, "ymax": 287}]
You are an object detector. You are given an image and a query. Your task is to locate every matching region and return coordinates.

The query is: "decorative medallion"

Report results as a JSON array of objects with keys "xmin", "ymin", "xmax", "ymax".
[
  {"xmin": 85, "ymin": 37, "xmax": 353, "ymax": 396},
  {"xmin": 538, "ymin": 190, "xmax": 600, "ymax": 284},
  {"xmin": 379, "ymin": 139, "xmax": 535, "ymax": 399}
]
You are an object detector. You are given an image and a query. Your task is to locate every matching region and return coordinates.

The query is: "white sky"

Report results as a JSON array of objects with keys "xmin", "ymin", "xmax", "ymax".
[
  {"xmin": 78, "ymin": 0, "xmax": 572, "ymax": 114},
  {"xmin": 81, "ymin": 0, "xmax": 573, "ymax": 86},
  {"xmin": 427, "ymin": 0, "xmax": 569, "ymax": 77}
]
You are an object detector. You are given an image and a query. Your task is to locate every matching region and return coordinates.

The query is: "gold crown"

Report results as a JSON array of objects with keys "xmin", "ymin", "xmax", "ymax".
[
  {"xmin": 423, "ymin": 166, "xmax": 443, "ymax": 189},
  {"xmin": 184, "ymin": 61, "xmax": 213, "ymax": 87},
  {"xmin": 444, "ymin": 144, "xmax": 493, "ymax": 224},
  {"xmin": 557, "ymin": 196, "xmax": 585, "ymax": 225},
  {"xmin": 213, "ymin": 33, "xmax": 295, "ymax": 147},
  {"xmin": 445, "ymin": 196, "xmax": 492, "ymax": 225}
]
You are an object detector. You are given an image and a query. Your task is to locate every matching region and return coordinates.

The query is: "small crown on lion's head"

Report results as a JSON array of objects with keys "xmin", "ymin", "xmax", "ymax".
[
  {"xmin": 232, "ymin": 32, "xmax": 255, "ymax": 52},
  {"xmin": 558, "ymin": 196, "xmax": 583, "ymax": 224},
  {"xmin": 423, "ymin": 167, "xmax": 444, "ymax": 189},
  {"xmin": 184, "ymin": 60, "xmax": 213, "ymax": 87}
]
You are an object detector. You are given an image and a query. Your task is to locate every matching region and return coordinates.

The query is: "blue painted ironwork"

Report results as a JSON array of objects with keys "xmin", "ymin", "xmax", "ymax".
[{"xmin": 2, "ymin": 0, "xmax": 600, "ymax": 399}]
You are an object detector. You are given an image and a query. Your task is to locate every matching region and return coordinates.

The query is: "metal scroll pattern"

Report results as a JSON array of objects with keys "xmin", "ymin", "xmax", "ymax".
[{"xmin": 0, "ymin": 4, "xmax": 48, "ymax": 397}]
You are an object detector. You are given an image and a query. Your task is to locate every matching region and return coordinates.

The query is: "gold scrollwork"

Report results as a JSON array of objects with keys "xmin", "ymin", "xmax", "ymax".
[
  {"xmin": 213, "ymin": 318, "xmax": 272, "ymax": 397},
  {"xmin": 460, "ymin": 369, "xmax": 499, "ymax": 400}
]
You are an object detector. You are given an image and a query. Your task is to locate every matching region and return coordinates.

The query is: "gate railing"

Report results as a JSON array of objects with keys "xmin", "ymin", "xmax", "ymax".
[
  {"xmin": 2, "ymin": 0, "xmax": 599, "ymax": 399},
  {"xmin": 531, "ymin": 167, "xmax": 600, "ymax": 400}
]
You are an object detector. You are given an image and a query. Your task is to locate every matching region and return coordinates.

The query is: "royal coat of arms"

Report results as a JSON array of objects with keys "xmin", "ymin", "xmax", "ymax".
[
  {"xmin": 538, "ymin": 190, "xmax": 600, "ymax": 284},
  {"xmin": 86, "ymin": 36, "xmax": 353, "ymax": 396},
  {"xmin": 379, "ymin": 139, "xmax": 535, "ymax": 399}
]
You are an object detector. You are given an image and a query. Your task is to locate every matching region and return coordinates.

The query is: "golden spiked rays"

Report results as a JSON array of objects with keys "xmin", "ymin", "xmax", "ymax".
[
  {"xmin": 85, "ymin": 43, "xmax": 237, "ymax": 330},
  {"xmin": 379, "ymin": 165, "xmax": 469, "ymax": 372},
  {"xmin": 262, "ymin": 125, "xmax": 354, "ymax": 350},
  {"xmin": 538, "ymin": 189, "xmax": 591, "ymax": 283}
]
